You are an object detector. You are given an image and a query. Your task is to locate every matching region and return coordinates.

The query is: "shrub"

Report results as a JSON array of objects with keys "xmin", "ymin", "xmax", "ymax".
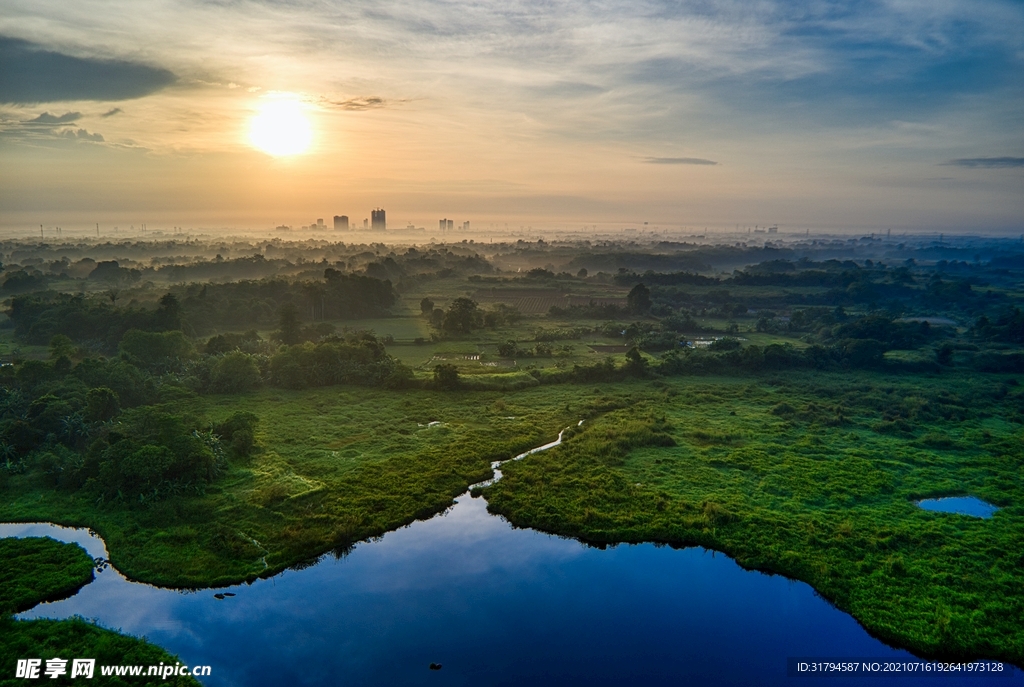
[
  {"xmin": 215, "ymin": 411, "xmax": 260, "ymax": 458},
  {"xmin": 209, "ymin": 351, "xmax": 263, "ymax": 394},
  {"xmin": 433, "ymin": 363, "xmax": 460, "ymax": 390},
  {"xmin": 771, "ymin": 402, "xmax": 795, "ymax": 416},
  {"xmin": 119, "ymin": 329, "xmax": 196, "ymax": 372},
  {"xmin": 85, "ymin": 387, "xmax": 120, "ymax": 422}
]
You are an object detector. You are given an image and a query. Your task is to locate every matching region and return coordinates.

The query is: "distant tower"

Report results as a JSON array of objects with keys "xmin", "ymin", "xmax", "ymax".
[
  {"xmin": 371, "ymin": 208, "xmax": 386, "ymax": 231},
  {"xmin": 334, "ymin": 215, "xmax": 349, "ymax": 230},
  {"xmin": 317, "ymin": 218, "xmax": 324, "ymax": 229},
  {"xmin": 363, "ymin": 218, "xmax": 368, "ymax": 229},
  {"xmin": 446, "ymin": 219, "xmax": 453, "ymax": 231},
  {"xmin": 440, "ymin": 219, "xmax": 446, "ymax": 232}
]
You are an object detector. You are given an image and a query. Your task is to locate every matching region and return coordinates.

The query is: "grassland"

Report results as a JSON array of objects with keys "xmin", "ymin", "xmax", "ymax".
[
  {"xmin": 2, "ymin": 369, "xmax": 1021, "ymax": 664},
  {"xmin": 0, "ymin": 537, "xmax": 200, "ymax": 687},
  {"xmin": 0, "ymin": 538, "xmax": 94, "ymax": 615},
  {"xmin": 0, "ymin": 386, "xmax": 584, "ymax": 587},
  {"xmin": 481, "ymin": 371, "xmax": 1024, "ymax": 665},
  {"xmin": 3, "ymin": 237, "xmax": 1024, "ymax": 668}
]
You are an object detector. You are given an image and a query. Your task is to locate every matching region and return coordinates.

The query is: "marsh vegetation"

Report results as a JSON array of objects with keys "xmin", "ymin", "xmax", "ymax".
[
  {"xmin": 0, "ymin": 232, "xmax": 1022, "ymax": 665},
  {"xmin": 0, "ymin": 536, "xmax": 200, "ymax": 686}
]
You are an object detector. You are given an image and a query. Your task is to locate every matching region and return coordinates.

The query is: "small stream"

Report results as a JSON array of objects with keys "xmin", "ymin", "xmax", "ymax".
[
  {"xmin": 471, "ymin": 420, "xmax": 582, "ymax": 489},
  {"xmin": 2, "ymin": 427, "xmax": 1020, "ymax": 687}
]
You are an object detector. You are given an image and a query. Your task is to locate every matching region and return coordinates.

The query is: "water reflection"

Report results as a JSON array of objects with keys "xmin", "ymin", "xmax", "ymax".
[{"xmin": 2, "ymin": 495, "xmax": 1020, "ymax": 686}]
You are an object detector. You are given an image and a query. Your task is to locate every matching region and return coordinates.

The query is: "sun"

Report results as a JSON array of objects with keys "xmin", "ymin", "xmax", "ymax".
[{"xmin": 249, "ymin": 98, "xmax": 312, "ymax": 156}]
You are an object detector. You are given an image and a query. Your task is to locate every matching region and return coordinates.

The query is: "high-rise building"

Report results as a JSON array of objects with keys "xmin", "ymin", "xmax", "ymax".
[
  {"xmin": 439, "ymin": 219, "xmax": 447, "ymax": 232},
  {"xmin": 334, "ymin": 215, "xmax": 348, "ymax": 230},
  {"xmin": 463, "ymin": 221, "xmax": 470, "ymax": 231},
  {"xmin": 363, "ymin": 218, "xmax": 368, "ymax": 229},
  {"xmin": 446, "ymin": 219, "xmax": 453, "ymax": 231},
  {"xmin": 371, "ymin": 208, "xmax": 386, "ymax": 231}
]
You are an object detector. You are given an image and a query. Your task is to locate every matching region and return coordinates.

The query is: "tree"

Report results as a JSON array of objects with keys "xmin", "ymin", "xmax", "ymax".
[
  {"xmin": 625, "ymin": 346, "xmax": 647, "ymax": 375},
  {"xmin": 433, "ymin": 363, "xmax": 460, "ymax": 390},
  {"xmin": 627, "ymin": 283, "xmax": 652, "ymax": 315},
  {"xmin": 420, "ymin": 297, "xmax": 435, "ymax": 315},
  {"xmin": 441, "ymin": 297, "xmax": 480, "ymax": 335},
  {"xmin": 497, "ymin": 340, "xmax": 519, "ymax": 357},
  {"xmin": 210, "ymin": 351, "xmax": 263, "ymax": 393},
  {"xmin": 85, "ymin": 387, "xmax": 120, "ymax": 422},
  {"xmin": 155, "ymin": 292, "xmax": 183, "ymax": 330},
  {"xmin": 215, "ymin": 411, "xmax": 260, "ymax": 457},
  {"xmin": 275, "ymin": 303, "xmax": 303, "ymax": 345},
  {"xmin": 576, "ymin": 268, "xmax": 588, "ymax": 278},
  {"xmin": 49, "ymin": 334, "xmax": 75, "ymax": 360},
  {"xmin": 119, "ymin": 329, "xmax": 196, "ymax": 372},
  {"xmin": 936, "ymin": 342, "xmax": 954, "ymax": 366}
]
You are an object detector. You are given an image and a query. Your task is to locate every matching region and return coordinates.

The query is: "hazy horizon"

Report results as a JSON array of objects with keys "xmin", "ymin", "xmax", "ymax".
[{"xmin": 2, "ymin": 0, "xmax": 1022, "ymax": 233}]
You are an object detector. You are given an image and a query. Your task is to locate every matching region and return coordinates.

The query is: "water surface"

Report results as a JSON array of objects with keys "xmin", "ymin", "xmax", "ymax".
[
  {"xmin": 3, "ymin": 493, "xmax": 1019, "ymax": 687},
  {"xmin": 916, "ymin": 496, "xmax": 1000, "ymax": 518}
]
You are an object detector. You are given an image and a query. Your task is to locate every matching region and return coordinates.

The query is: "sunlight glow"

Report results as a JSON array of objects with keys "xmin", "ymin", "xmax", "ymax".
[{"xmin": 249, "ymin": 98, "xmax": 312, "ymax": 156}]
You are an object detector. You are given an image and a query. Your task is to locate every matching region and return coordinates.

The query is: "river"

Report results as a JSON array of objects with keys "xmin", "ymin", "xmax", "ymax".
[{"xmin": 2, "ymin": 428, "xmax": 1020, "ymax": 686}]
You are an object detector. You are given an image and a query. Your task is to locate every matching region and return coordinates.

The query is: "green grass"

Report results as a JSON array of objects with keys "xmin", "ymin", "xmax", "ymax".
[
  {"xmin": 481, "ymin": 371, "xmax": 1024, "ymax": 665},
  {"xmin": 330, "ymin": 315, "xmax": 431, "ymax": 342},
  {"xmin": 0, "ymin": 385, "xmax": 585, "ymax": 587},
  {"xmin": 0, "ymin": 538, "xmax": 94, "ymax": 614},
  {"xmin": 0, "ymin": 537, "xmax": 200, "ymax": 686},
  {"xmin": 0, "ymin": 617, "xmax": 201, "ymax": 687},
  {"xmin": 1, "ymin": 365, "xmax": 1022, "ymax": 664}
]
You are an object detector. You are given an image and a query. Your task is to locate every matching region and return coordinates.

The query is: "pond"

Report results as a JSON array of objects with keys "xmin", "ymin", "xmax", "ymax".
[
  {"xmin": 3, "ymin": 489, "xmax": 1020, "ymax": 687},
  {"xmin": 915, "ymin": 496, "xmax": 1000, "ymax": 518}
]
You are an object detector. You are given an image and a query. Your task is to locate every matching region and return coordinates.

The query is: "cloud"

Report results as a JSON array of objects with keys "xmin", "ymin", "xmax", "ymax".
[
  {"xmin": 530, "ymin": 81, "xmax": 607, "ymax": 98},
  {"xmin": 0, "ymin": 110, "xmax": 104, "ymax": 145},
  {"xmin": 942, "ymin": 157, "xmax": 1024, "ymax": 168},
  {"xmin": 323, "ymin": 96, "xmax": 391, "ymax": 111},
  {"xmin": 101, "ymin": 107, "xmax": 123, "ymax": 117},
  {"xmin": 61, "ymin": 128, "xmax": 104, "ymax": 142},
  {"xmin": 642, "ymin": 157, "xmax": 718, "ymax": 165},
  {"xmin": 0, "ymin": 35, "xmax": 176, "ymax": 104},
  {"xmin": 25, "ymin": 111, "xmax": 81, "ymax": 124}
]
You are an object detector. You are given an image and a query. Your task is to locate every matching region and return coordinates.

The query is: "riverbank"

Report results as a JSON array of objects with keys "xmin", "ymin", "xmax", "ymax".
[
  {"xmin": 1, "ymin": 371, "xmax": 1021, "ymax": 665},
  {"xmin": 481, "ymin": 372, "xmax": 1024, "ymax": 666},
  {"xmin": 1, "ymin": 537, "xmax": 201, "ymax": 687}
]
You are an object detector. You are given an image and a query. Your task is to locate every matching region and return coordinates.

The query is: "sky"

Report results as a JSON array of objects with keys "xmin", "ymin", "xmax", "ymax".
[{"xmin": 0, "ymin": 0, "xmax": 1022, "ymax": 234}]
